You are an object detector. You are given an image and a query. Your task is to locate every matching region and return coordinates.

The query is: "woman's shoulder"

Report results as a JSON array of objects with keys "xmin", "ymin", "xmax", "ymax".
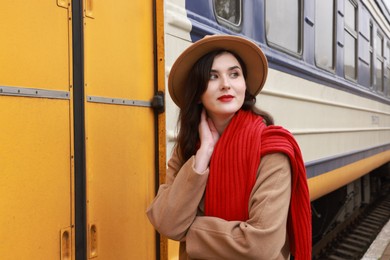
[{"xmin": 260, "ymin": 152, "xmax": 291, "ymax": 169}]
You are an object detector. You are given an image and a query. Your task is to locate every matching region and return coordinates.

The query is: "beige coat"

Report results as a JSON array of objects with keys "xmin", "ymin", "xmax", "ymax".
[{"xmin": 147, "ymin": 149, "xmax": 291, "ymax": 260}]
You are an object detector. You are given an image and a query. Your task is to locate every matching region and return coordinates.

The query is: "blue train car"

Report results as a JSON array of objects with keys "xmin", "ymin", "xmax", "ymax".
[{"xmin": 164, "ymin": 0, "xmax": 390, "ymax": 257}]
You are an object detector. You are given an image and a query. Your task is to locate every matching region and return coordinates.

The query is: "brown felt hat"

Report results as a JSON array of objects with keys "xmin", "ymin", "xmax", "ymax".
[{"xmin": 168, "ymin": 34, "xmax": 268, "ymax": 108}]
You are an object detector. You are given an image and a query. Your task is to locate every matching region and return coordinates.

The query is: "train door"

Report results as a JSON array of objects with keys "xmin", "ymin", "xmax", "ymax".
[
  {"xmin": 0, "ymin": 1, "xmax": 73, "ymax": 259},
  {"xmin": 83, "ymin": 0, "xmax": 161, "ymax": 259}
]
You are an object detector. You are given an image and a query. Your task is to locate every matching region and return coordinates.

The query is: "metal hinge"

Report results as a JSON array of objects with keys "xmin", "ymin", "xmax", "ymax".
[{"xmin": 152, "ymin": 91, "xmax": 165, "ymax": 114}]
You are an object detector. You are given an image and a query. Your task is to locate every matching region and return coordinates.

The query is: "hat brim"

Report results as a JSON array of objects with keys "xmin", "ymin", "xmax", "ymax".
[{"xmin": 168, "ymin": 35, "xmax": 268, "ymax": 108}]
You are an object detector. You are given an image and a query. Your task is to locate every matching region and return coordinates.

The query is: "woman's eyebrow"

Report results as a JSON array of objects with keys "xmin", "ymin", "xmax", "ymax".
[{"xmin": 210, "ymin": 65, "xmax": 242, "ymax": 72}]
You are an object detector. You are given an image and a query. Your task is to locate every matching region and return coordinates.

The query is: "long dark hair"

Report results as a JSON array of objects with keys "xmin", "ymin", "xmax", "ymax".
[{"xmin": 175, "ymin": 49, "xmax": 274, "ymax": 161}]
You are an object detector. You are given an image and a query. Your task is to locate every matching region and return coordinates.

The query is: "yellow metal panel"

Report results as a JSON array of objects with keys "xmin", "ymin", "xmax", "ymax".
[
  {"xmin": 0, "ymin": 2, "xmax": 70, "ymax": 90},
  {"xmin": 84, "ymin": 0, "xmax": 157, "ymax": 258},
  {"xmin": 0, "ymin": 96, "xmax": 72, "ymax": 259},
  {"xmin": 0, "ymin": 1, "xmax": 73, "ymax": 259},
  {"xmin": 86, "ymin": 103, "xmax": 156, "ymax": 259},
  {"xmin": 84, "ymin": 0, "xmax": 154, "ymax": 100}
]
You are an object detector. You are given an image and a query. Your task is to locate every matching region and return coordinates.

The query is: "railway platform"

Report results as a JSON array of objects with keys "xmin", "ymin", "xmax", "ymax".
[{"xmin": 361, "ymin": 218, "xmax": 390, "ymax": 260}]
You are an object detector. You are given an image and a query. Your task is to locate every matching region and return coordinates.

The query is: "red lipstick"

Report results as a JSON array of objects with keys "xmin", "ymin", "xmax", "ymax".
[{"xmin": 218, "ymin": 95, "xmax": 234, "ymax": 102}]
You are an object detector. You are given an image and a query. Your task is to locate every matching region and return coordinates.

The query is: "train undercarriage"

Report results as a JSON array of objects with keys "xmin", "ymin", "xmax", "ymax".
[{"xmin": 312, "ymin": 162, "xmax": 390, "ymax": 259}]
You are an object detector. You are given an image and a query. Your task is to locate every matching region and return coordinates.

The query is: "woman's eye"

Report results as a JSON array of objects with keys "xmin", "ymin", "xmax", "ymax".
[
  {"xmin": 210, "ymin": 74, "xmax": 218, "ymax": 80},
  {"xmin": 230, "ymin": 72, "xmax": 239, "ymax": 78}
]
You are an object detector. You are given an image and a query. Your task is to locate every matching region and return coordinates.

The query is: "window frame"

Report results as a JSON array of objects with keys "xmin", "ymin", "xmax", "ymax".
[
  {"xmin": 370, "ymin": 22, "xmax": 374, "ymax": 87},
  {"xmin": 314, "ymin": 0, "xmax": 336, "ymax": 73},
  {"xmin": 213, "ymin": 0, "xmax": 243, "ymax": 32},
  {"xmin": 386, "ymin": 42, "xmax": 390, "ymax": 97},
  {"xmin": 264, "ymin": 0, "xmax": 304, "ymax": 58},
  {"xmin": 375, "ymin": 31, "xmax": 385, "ymax": 93},
  {"xmin": 343, "ymin": 0, "xmax": 358, "ymax": 82}
]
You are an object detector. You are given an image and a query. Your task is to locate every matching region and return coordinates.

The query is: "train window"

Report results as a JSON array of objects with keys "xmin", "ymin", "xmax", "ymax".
[
  {"xmin": 315, "ymin": 0, "xmax": 335, "ymax": 71},
  {"xmin": 386, "ymin": 43, "xmax": 390, "ymax": 97},
  {"xmin": 214, "ymin": 0, "xmax": 242, "ymax": 30},
  {"xmin": 370, "ymin": 23, "xmax": 374, "ymax": 87},
  {"xmin": 344, "ymin": 0, "xmax": 358, "ymax": 80},
  {"xmin": 265, "ymin": 0, "xmax": 302, "ymax": 55},
  {"xmin": 375, "ymin": 33, "xmax": 384, "ymax": 93}
]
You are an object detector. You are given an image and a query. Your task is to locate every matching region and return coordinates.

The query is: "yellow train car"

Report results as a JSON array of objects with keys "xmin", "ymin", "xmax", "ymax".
[{"xmin": 0, "ymin": 1, "xmax": 165, "ymax": 259}]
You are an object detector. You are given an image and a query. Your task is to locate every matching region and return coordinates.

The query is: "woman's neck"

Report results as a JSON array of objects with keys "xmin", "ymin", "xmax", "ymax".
[{"xmin": 209, "ymin": 113, "xmax": 235, "ymax": 135}]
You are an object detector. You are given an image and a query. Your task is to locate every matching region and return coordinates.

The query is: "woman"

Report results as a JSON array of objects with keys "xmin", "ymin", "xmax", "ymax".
[{"xmin": 147, "ymin": 35, "xmax": 311, "ymax": 260}]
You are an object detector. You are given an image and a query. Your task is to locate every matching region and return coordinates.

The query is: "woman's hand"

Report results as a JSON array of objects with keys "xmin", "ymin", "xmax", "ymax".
[
  {"xmin": 194, "ymin": 109, "xmax": 220, "ymax": 173},
  {"xmin": 199, "ymin": 109, "xmax": 220, "ymax": 148}
]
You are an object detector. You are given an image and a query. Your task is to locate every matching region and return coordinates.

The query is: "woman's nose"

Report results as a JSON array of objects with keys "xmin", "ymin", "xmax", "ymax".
[{"xmin": 220, "ymin": 76, "xmax": 231, "ymax": 90}]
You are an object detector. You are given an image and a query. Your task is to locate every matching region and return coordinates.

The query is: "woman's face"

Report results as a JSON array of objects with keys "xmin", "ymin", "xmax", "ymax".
[{"xmin": 200, "ymin": 52, "xmax": 246, "ymax": 119}]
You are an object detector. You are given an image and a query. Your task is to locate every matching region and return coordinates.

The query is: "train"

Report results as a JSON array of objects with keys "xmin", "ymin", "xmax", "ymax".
[{"xmin": 0, "ymin": 0, "xmax": 389, "ymax": 259}]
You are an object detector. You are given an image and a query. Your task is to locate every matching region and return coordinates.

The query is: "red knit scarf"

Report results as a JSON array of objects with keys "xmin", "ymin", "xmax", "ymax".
[{"xmin": 204, "ymin": 110, "xmax": 312, "ymax": 260}]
